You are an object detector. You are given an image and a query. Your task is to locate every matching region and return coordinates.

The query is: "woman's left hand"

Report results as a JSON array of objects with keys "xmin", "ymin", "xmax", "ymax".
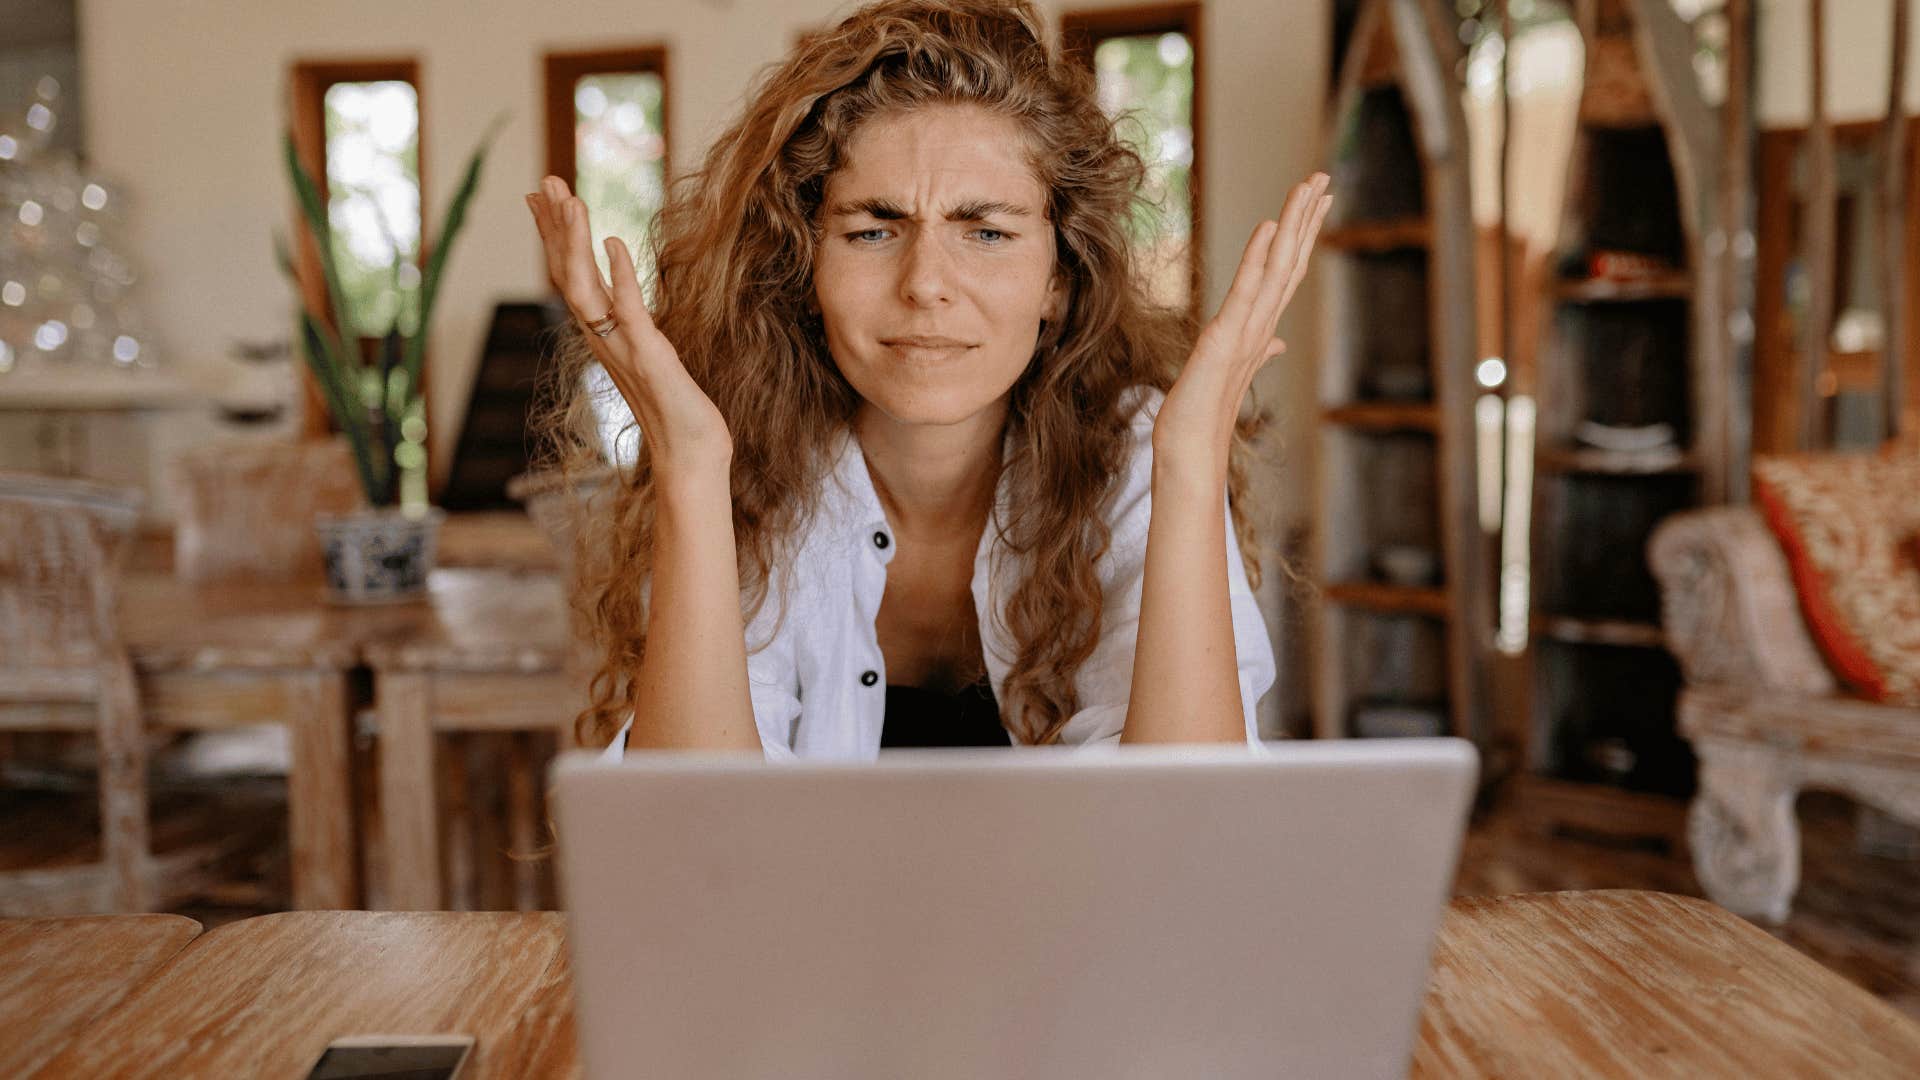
[{"xmin": 1153, "ymin": 173, "xmax": 1331, "ymax": 484}]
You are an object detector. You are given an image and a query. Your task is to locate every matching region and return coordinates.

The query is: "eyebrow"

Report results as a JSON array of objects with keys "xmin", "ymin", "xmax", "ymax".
[{"xmin": 825, "ymin": 196, "xmax": 1035, "ymax": 222}]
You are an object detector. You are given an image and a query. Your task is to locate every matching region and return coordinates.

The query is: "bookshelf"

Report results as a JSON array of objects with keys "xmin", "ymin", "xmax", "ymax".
[
  {"xmin": 1516, "ymin": 0, "xmax": 1726, "ymax": 829},
  {"xmin": 1311, "ymin": 0, "xmax": 1488, "ymax": 743}
]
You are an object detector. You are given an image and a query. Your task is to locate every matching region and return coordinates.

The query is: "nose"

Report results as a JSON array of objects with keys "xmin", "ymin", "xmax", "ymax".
[{"xmin": 898, "ymin": 229, "xmax": 952, "ymax": 307}]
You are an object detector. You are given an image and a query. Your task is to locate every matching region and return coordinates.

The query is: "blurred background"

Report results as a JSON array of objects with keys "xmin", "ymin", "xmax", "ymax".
[{"xmin": 1, "ymin": 0, "xmax": 1915, "ymax": 1019}]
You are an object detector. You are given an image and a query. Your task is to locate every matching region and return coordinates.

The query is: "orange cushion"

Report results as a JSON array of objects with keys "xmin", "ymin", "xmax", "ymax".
[{"xmin": 1751, "ymin": 446, "xmax": 1920, "ymax": 706}]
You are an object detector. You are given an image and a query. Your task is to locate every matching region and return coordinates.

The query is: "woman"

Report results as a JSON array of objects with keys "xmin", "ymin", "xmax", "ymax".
[{"xmin": 527, "ymin": 0, "xmax": 1328, "ymax": 757}]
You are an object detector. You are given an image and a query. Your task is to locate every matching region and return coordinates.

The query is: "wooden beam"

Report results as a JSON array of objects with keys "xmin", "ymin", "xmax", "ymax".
[
  {"xmin": 1883, "ymin": 0, "xmax": 1912, "ymax": 442},
  {"xmin": 1803, "ymin": 0, "xmax": 1836, "ymax": 449}
]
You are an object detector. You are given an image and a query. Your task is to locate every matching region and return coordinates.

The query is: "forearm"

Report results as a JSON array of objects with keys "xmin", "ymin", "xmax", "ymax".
[
  {"xmin": 1121, "ymin": 452, "xmax": 1246, "ymax": 744},
  {"xmin": 627, "ymin": 467, "xmax": 760, "ymax": 751}
]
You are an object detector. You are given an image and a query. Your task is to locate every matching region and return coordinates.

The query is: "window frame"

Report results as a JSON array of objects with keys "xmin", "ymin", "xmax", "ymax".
[
  {"xmin": 1060, "ymin": 2, "xmax": 1206, "ymax": 322},
  {"xmin": 541, "ymin": 44, "xmax": 673, "ymax": 233},
  {"xmin": 287, "ymin": 58, "xmax": 432, "ymax": 460}
]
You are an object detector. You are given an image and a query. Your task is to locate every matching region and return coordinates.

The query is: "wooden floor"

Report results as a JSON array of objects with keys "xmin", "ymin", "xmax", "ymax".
[{"xmin": 2, "ymin": 762, "xmax": 1916, "ymax": 1019}]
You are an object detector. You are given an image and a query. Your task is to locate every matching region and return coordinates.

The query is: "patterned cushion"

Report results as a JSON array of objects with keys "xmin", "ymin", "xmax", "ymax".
[{"xmin": 1751, "ymin": 447, "xmax": 1920, "ymax": 706}]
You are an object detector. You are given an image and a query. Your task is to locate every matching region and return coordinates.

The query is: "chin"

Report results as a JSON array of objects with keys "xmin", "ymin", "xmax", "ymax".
[{"xmin": 860, "ymin": 383, "xmax": 1010, "ymax": 429}]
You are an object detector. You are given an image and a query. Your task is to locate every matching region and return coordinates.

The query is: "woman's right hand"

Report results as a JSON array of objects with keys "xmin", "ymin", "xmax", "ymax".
[{"xmin": 527, "ymin": 176, "xmax": 733, "ymax": 477}]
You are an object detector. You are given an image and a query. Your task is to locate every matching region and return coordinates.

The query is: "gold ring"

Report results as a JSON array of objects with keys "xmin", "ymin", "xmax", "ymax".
[{"xmin": 584, "ymin": 310, "xmax": 618, "ymax": 337}]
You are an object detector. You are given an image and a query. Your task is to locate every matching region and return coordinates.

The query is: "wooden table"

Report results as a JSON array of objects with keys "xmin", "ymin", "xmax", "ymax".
[
  {"xmin": 0, "ymin": 915, "xmax": 201, "ymax": 1077},
  {"xmin": 120, "ymin": 575, "xmax": 382, "ymax": 909},
  {"xmin": 117, "ymin": 567, "xmax": 569, "ymax": 911},
  {"xmin": 1413, "ymin": 891, "xmax": 1920, "ymax": 1076},
  {"xmin": 21, "ymin": 891, "xmax": 1920, "ymax": 1077},
  {"xmin": 364, "ymin": 569, "xmax": 578, "ymax": 911},
  {"xmin": 31, "ymin": 910, "xmax": 576, "ymax": 1078}
]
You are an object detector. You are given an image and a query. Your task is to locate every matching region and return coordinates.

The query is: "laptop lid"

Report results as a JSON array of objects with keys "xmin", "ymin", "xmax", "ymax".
[{"xmin": 552, "ymin": 739, "xmax": 1476, "ymax": 1080}]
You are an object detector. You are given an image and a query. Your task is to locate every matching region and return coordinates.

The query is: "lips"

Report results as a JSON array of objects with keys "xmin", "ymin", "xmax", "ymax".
[{"xmin": 881, "ymin": 336, "xmax": 974, "ymax": 348}]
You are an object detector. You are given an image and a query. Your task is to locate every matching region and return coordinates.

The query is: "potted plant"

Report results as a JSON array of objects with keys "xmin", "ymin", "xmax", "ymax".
[{"xmin": 275, "ymin": 117, "xmax": 501, "ymax": 603}]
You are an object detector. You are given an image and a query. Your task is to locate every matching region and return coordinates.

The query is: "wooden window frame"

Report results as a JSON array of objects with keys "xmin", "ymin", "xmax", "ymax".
[
  {"xmin": 287, "ymin": 59, "xmax": 432, "ymax": 466},
  {"xmin": 541, "ymin": 46, "xmax": 672, "ymax": 201},
  {"xmin": 1754, "ymin": 116, "xmax": 1920, "ymax": 454},
  {"xmin": 1061, "ymin": 3, "xmax": 1206, "ymax": 322}
]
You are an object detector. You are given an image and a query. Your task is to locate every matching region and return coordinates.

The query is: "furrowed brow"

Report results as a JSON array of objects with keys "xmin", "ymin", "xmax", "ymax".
[
  {"xmin": 824, "ymin": 197, "xmax": 1034, "ymax": 222},
  {"xmin": 945, "ymin": 200, "xmax": 1032, "ymax": 222},
  {"xmin": 825, "ymin": 197, "xmax": 911, "ymax": 221}
]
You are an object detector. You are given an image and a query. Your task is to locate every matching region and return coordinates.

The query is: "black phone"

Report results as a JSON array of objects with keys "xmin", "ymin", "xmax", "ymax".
[{"xmin": 303, "ymin": 1034, "xmax": 475, "ymax": 1080}]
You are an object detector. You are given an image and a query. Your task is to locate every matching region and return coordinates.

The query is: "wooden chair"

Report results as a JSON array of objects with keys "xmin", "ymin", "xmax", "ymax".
[
  {"xmin": 157, "ymin": 437, "xmax": 368, "ymax": 909},
  {"xmin": 166, "ymin": 437, "xmax": 362, "ymax": 584},
  {"xmin": 0, "ymin": 472, "xmax": 149, "ymax": 912},
  {"xmin": 505, "ymin": 465, "xmax": 616, "ymax": 594}
]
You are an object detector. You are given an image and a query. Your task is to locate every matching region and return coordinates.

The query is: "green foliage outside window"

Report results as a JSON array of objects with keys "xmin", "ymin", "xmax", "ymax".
[{"xmin": 322, "ymin": 81, "xmax": 422, "ymax": 341}]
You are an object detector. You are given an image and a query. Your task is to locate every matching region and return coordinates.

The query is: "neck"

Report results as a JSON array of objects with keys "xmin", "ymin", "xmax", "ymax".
[{"xmin": 854, "ymin": 398, "xmax": 1006, "ymax": 538}]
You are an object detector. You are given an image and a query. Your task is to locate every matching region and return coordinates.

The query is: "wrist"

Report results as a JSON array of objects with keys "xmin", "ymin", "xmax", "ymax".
[
  {"xmin": 653, "ymin": 459, "xmax": 733, "ymax": 513},
  {"xmin": 1149, "ymin": 441, "xmax": 1228, "ymax": 500}
]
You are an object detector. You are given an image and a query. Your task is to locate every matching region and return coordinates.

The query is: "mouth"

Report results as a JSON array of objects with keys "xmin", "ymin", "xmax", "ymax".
[{"xmin": 880, "ymin": 336, "xmax": 976, "ymax": 349}]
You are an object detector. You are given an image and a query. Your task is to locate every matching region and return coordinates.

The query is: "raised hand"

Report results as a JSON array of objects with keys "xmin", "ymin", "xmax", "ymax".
[
  {"xmin": 526, "ymin": 176, "xmax": 732, "ymax": 477},
  {"xmin": 1152, "ymin": 172, "xmax": 1331, "ymax": 483}
]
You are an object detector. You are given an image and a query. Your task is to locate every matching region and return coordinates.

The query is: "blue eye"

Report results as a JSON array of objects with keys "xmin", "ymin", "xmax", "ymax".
[
  {"xmin": 973, "ymin": 228, "xmax": 1008, "ymax": 244},
  {"xmin": 849, "ymin": 228, "xmax": 891, "ymax": 244}
]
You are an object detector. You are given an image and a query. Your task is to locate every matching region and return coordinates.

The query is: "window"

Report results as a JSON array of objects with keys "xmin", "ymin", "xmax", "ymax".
[
  {"xmin": 543, "ymin": 47, "xmax": 670, "ymax": 285},
  {"xmin": 543, "ymin": 47, "xmax": 670, "ymax": 467},
  {"xmin": 1063, "ymin": 4, "xmax": 1203, "ymax": 318},
  {"xmin": 289, "ymin": 59, "xmax": 431, "ymax": 500}
]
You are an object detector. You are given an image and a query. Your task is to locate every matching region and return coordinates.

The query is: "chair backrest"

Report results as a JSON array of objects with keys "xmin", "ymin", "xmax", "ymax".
[
  {"xmin": 505, "ymin": 466, "xmax": 617, "ymax": 590},
  {"xmin": 167, "ymin": 437, "xmax": 363, "ymax": 584},
  {"xmin": 0, "ymin": 472, "xmax": 143, "ymax": 671}
]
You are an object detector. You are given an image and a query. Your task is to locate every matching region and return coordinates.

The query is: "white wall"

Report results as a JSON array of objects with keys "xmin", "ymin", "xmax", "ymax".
[{"xmin": 77, "ymin": 0, "xmax": 1327, "ymax": 512}]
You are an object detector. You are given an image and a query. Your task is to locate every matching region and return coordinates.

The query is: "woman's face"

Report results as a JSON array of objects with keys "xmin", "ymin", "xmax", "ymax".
[{"xmin": 813, "ymin": 103, "xmax": 1065, "ymax": 428}]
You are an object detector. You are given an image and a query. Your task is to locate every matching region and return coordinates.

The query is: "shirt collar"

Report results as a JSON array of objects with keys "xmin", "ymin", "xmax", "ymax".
[
  {"xmin": 824, "ymin": 423, "xmax": 1015, "ymax": 565},
  {"xmin": 826, "ymin": 426, "xmax": 895, "ymax": 564}
]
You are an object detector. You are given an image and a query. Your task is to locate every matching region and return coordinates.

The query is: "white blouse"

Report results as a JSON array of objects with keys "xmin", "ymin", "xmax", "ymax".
[{"xmin": 604, "ymin": 386, "xmax": 1275, "ymax": 760}]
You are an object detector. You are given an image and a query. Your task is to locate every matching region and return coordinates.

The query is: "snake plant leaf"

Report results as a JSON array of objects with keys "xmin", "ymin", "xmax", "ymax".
[
  {"xmin": 282, "ymin": 132, "xmax": 357, "ymax": 360},
  {"xmin": 398, "ymin": 110, "xmax": 508, "ymax": 406},
  {"xmin": 377, "ymin": 322, "xmax": 405, "ymax": 474},
  {"xmin": 299, "ymin": 311, "xmax": 389, "ymax": 505},
  {"xmin": 272, "ymin": 229, "xmax": 297, "ymax": 285}
]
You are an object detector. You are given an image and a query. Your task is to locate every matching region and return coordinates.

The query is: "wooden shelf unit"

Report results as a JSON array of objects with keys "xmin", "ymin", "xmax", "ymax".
[
  {"xmin": 1530, "ymin": 615, "xmax": 1667, "ymax": 650},
  {"xmin": 1311, "ymin": 0, "xmax": 1487, "ymax": 743},
  {"xmin": 1534, "ymin": 444, "xmax": 1698, "ymax": 476},
  {"xmin": 1319, "ymin": 216, "xmax": 1431, "ymax": 253},
  {"xmin": 1552, "ymin": 272, "xmax": 1694, "ymax": 302},
  {"xmin": 1519, "ymin": 0, "xmax": 1724, "ymax": 810},
  {"xmin": 1321, "ymin": 402, "xmax": 1440, "ymax": 432},
  {"xmin": 1322, "ymin": 581, "xmax": 1451, "ymax": 618}
]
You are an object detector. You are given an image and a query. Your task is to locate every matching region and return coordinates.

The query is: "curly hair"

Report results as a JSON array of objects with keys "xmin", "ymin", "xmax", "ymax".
[{"xmin": 537, "ymin": 0, "xmax": 1270, "ymax": 750}]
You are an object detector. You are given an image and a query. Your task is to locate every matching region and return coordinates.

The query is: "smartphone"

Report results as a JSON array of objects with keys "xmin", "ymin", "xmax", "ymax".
[{"xmin": 303, "ymin": 1034, "xmax": 476, "ymax": 1080}]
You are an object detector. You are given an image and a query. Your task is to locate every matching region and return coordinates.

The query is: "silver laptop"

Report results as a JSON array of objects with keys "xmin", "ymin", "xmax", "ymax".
[{"xmin": 550, "ymin": 739, "xmax": 1477, "ymax": 1080}]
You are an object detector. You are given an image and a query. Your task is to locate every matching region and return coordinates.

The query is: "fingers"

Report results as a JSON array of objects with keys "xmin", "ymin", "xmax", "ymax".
[
  {"xmin": 526, "ymin": 176, "xmax": 614, "ymax": 327},
  {"xmin": 1277, "ymin": 192, "xmax": 1332, "ymax": 318},
  {"xmin": 1249, "ymin": 173, "xmax": 1328, "ymax": 334},
  {"xmin": 1214, "ymin": 220, "xmax": 1278, "ymax": 328},
  {"xmin": 556, "ymin": 182, "xmax": 616, "ymax": 322},
  {"xmin": 602, "ymin": 235, "xmax": 661, "ymax": 346}
]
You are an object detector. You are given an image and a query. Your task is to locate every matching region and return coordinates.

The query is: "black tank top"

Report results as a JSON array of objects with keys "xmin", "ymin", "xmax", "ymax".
[{"xmin": 880, "ymin": 677, "xmax": 1011, "ymax": 748}]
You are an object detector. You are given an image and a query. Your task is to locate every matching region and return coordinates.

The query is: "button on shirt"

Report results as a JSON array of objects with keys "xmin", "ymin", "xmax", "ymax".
[{"xmin": 604, "ymin": 386, "xmax": 1275, "ymax": 760}]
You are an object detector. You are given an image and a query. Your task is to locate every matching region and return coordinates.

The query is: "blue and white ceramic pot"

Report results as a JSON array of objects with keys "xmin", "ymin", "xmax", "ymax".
[{"xmin": 314, "ymin": 506, "xmax": 445, "ymax": 604}]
